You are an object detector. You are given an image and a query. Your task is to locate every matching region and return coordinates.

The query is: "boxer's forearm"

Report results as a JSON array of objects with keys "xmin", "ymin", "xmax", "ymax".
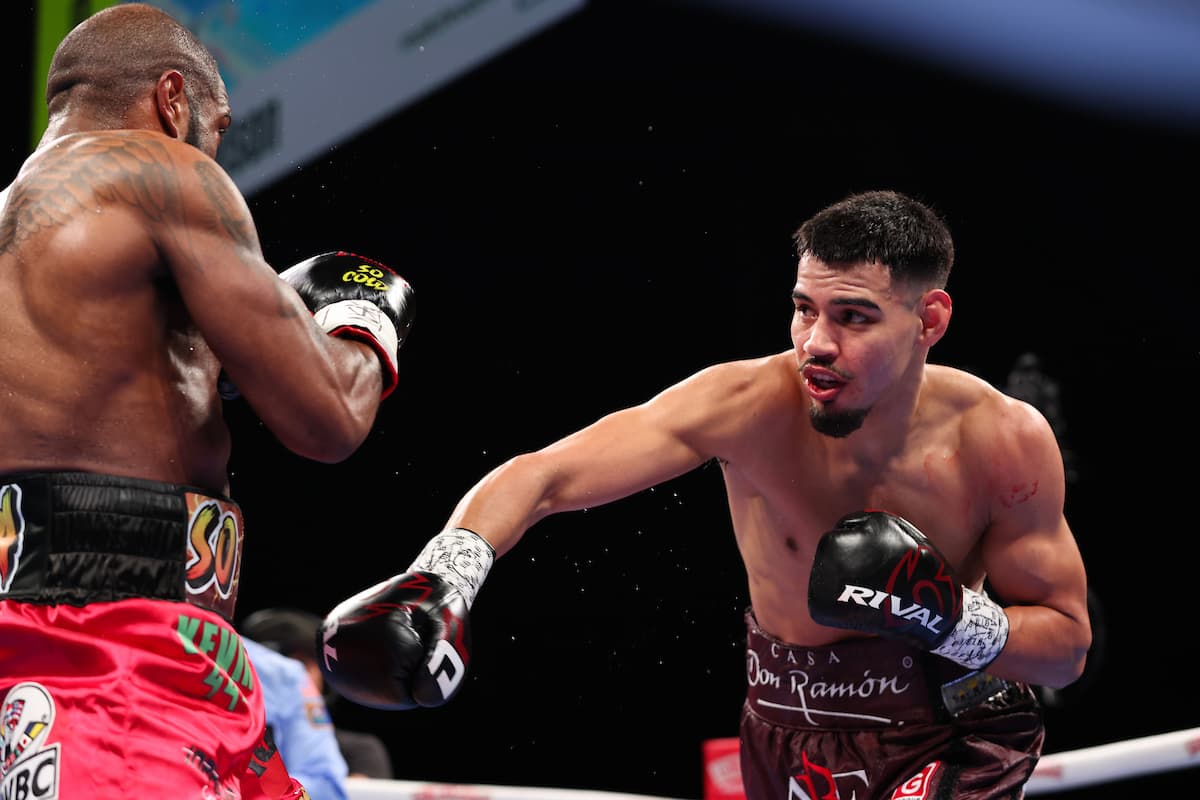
[{"xmin": 979, "ymin": 604, "xmax": 1090, "ymax": 689}]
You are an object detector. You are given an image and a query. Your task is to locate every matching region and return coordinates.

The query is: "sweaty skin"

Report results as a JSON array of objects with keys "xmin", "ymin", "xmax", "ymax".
[
  {"xmin": 0, "ymin": 71, "xmax": 384, "ymax": 494},
  {"xmin": 446, "ymin": 256, "xmax": 1091, "ymax": 690}
]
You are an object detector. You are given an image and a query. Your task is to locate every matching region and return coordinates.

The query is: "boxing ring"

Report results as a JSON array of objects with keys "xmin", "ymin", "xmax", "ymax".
[{"xmin": 343, "ymin": 726, "xmax": 1200, "ymax": 799}]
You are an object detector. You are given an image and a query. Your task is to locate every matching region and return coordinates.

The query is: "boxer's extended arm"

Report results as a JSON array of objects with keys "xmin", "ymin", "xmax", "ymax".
[
  {"xmin": 973, "ymin": 400, "xmax": 1091, "ymax": 689},
  {"xmin": 320, "ymin": 363, "xmax": 750, "ymax": 708},
  {"xmin": 147, "ymin": 135, "xmax": 390, "ymax": 461},
  {"xmin": 447, "ymin": 364, "xmax": 750, "ymax": 557}
]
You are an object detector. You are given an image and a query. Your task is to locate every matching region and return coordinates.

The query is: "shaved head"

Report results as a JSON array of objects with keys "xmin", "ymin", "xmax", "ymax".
[{"xmin": 45, "ymin": 3, "xmax": 223, "ymax": 127}]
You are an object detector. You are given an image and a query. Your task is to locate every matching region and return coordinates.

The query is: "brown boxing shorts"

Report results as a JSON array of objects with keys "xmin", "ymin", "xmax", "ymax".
[
  {"xmin": 739, "ymin": 609, "xmax": 1044, "ymax": 800},
  {"xmin": 0, "ymin": 471, "xmax": 306, "ymax": 799}
]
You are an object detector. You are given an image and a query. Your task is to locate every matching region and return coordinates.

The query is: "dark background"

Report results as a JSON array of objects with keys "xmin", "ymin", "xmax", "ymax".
[{"xmin": 4, "ymin": 2, "xmax": 1198, "ymax": 798}]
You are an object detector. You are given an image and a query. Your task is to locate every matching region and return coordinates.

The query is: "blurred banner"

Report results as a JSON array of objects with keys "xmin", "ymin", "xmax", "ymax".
[
  {"xmin": 32, "ymin": 1, "xmax": 117, "ymax": 149},
  {"xmin": 694, "ymin": 0, "xmax": 1200, "ymax": 128},
  {"xmin": 32, "ymin": 0, "xmax": 586, "ymax": 196}
]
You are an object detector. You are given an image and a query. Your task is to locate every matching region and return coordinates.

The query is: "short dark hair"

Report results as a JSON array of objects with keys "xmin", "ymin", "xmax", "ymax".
[
  {"xmin": 239, "ymin": 607, "xmax": 322, "ymax": 665},
  {"xmin": 45, "ymin": 3, "xmax": 222, "ymax": 125},
  {"xmin": 792, "ymin": 190, "xmax": 954, "ymax": 289}
]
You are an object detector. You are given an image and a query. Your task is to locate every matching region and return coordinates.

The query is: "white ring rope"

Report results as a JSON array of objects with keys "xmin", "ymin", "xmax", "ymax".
[
  {"xmin": 343, "ymin": 727, "xmax": 1200, "ymax": 800},
  {"xmin": 346, "ymin": 779, "xmax": 687, "ymax": 800},
  {"xmin": 1026, "ymin": 726, "xmax": 1200, "ymax": 794}
]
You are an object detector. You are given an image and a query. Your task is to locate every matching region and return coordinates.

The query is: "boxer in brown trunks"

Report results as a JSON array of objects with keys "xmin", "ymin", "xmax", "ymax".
[
  {"xmin": 740, "ymin": 609, "xmax": 1043, "ymax": 799},
  {"xmin": 0, "ymin": 5, "xmax": 412, "ymax": 797},
  {"xmin": 316, "ymin": 190, "xmax": 1091, "ymax": 799}
]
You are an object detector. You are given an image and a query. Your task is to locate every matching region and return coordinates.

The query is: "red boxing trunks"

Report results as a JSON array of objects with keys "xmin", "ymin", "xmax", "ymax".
[
  {"xmin": 739, "ymin": 609, "xmax": 1043, "ymax": 800},
  {"xmin": 0, "ymin": 471, "xmax": 306, "ymax": 799}
]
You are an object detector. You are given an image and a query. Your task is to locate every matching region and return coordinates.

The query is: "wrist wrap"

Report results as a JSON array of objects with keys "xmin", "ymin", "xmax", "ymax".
[
  {"xmin": 313, "ymin": 299, "xmax": 399, "ymax": 376},
  {"xmin": 931, "ymin": 586, "xmax": 1010, "ymax": 670},
  {"xmin": 408, "ymin": 527, "xmax": 495, "ymax": 608}
]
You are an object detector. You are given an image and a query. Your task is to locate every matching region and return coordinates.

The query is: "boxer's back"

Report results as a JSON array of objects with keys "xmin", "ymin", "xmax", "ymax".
[{"xmin": 0, "ymin": 131, "xmax": 231, "ymax": 492}]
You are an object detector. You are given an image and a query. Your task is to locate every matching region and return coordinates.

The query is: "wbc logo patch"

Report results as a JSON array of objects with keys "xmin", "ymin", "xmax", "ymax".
[{"xmin": 1, "ymin": 682, "xmax": 60, "ymax": 800}]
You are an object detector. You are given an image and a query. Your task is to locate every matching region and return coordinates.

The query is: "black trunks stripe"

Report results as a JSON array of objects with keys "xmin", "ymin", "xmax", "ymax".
[{"xmin": 0, "ymin": 471, "xmax": 244, "ymax": 619}]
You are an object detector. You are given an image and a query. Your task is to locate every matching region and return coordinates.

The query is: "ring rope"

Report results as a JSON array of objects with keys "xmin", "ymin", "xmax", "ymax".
[
  {"xmin": 1026, "ymin": 726, "xmax": 1200, "ymax": 794},
  {"xmin": 346, "ymin": 779, "xmax": 687, "ymax": 800},
  {"xmin": 342, "ymin": 726, "xmax": 1200, "ymax": 800}
]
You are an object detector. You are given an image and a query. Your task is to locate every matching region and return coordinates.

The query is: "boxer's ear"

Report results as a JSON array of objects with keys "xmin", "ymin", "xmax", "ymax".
[
  {"xmin": 916, "ymin": 289, "xmax": 951, "ymax": 347},
  {"xmin": 154, "ymin": 69, "xmax": 187, "ymax": 140}
]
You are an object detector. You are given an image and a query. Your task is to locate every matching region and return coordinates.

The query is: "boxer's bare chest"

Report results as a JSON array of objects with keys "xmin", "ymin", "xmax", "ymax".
[{"xmin": 720, "ymin": 417, "xmax": 990, "ymax": 641}]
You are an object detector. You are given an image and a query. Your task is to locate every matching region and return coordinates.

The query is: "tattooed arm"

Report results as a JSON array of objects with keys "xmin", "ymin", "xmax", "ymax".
[
  {"xmin": 0, "ymin": 128, "xmax": 383, "ymax": 475},
  {"xmin": 139, "ymin": 131, "xmax": 386, "ymax": 461}
]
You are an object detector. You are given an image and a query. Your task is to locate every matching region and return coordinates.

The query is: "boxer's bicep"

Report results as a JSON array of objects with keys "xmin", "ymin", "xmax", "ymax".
[
  {"xmin": 542, "ymin": 401, "xmax": 711, "ymax": 508},
  {"xmin": 448, "ymin": 377, "xmax": 717, "ymax": 556},
  {"xmin": 154, "ymin": 152, "xmax": 303, "ymax": 343},
  {"xmin": 529, "ymin": 362, "xmax": 741, "ymax": 512},
  {"xmin": 979, "ymin": 402, "xmax": 1076, "ymax": 607},
  {"xmin": 977, "ymin": 404, "xmax": 1090, "ymax": 683},
  {"xmin": 158, "ymin": 166, "xmax": 316, "ymax": 389},
  {"xmin": 151, "ymin": 147, "xmax": 383, "ymax": 458}
]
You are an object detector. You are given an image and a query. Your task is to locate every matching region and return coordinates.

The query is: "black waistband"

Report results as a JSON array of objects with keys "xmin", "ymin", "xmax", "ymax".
[
  {"xmin": 742, "ymin": 609, "xmax": 1027, "ymax": 729},
  {"xmin": 0, "ymin": 471, "xmax": 245, "ymax": 620}
]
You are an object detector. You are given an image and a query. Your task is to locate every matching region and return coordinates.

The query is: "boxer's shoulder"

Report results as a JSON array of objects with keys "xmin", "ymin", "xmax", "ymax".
[
  {"xmin": 30, "ymin": 130, "xmax": 203, "ymax": 177},
  {"xmin": 666, "ymin": 352, "xmax": 799, "ymax": 417}
]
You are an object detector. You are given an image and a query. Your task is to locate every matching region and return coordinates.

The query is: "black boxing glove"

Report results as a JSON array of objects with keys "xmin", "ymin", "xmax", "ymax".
[
  {"xmin": 807, "ymin": 510, "xmax": 1009, "ymax": 670},
  {"xmin": 318, "ymin": 528, "xmax": 495, "ymax": 710},
  {"xmin": 280, "ymin": 251, "xmax": 414, "ymax": 398}
]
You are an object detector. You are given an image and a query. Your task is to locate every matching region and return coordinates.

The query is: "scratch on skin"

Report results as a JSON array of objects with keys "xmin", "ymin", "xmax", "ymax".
[{"xmin": 1000, "ymin": 480, "xmax": 1038, "ymax": 507}]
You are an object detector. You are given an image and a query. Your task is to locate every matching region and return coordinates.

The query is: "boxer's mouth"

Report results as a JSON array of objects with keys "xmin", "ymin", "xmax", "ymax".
[{"xmin": 802, "ymin": 365, "xmax": 846, "ymax": 401}]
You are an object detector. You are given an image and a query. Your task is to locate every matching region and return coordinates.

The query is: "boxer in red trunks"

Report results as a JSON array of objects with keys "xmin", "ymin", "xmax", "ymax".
[
  {"xmin": 315, "ymin": 190, "xmax": 1091, "ymax": 799},
  {"xmin": 0, "ymin": 5, "xmax": 412, "ymax": 797}
]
